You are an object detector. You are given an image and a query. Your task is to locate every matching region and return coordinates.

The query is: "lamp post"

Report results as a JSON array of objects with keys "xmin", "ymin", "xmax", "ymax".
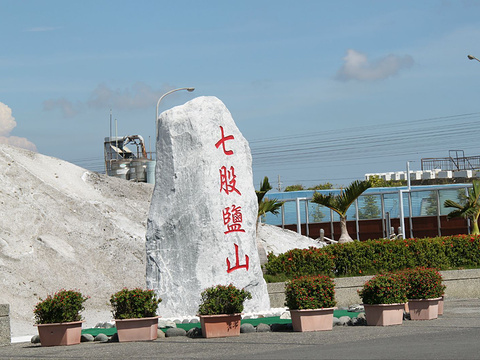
[
  {"xmin": 467, "ymin": 54, "xmax": 480, "ymax": 63},
  {"xmin": 156, "ymin": 87, "xmax": 195, "ymax": 123}
]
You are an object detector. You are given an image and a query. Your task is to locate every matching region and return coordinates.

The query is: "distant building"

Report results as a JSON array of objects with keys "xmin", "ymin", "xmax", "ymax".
[
  {"xmin": 104, "ymin": 135, "xmax": 155, "ymax": 184},
  {"xmin": 365, "ymin": 150, "xmax": 480, "ymax": 183}
]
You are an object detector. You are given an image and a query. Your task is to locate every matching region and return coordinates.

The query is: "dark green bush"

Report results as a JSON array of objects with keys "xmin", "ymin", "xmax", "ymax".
[
  {"xmin": 34, "ymin": 289, "xmax": 89, "ymax": 324},
  {"xmin": 284, "ymin": 275, "xmax": 336, "ymax": 310},
  {"xmin": 264, "ymin": 235, "xmax": 480, "ymax": 280},
  {"xmin": 400, "ymin": 267, "xmax": 446, "ymax": 299},
  {"xmin": 110, "ymin": 288, "xmax": 161, "ymax": 319},
  {"xmin": 198, "ymin": 284, "xmax": 252, "ymax": 315},
  {"xmin": 358, "ymin": 272, "xmax": 408, "ymax": 305},
  {"xmin": 264, "ymin": 247, "xmax": 334, "ymax": 278}
]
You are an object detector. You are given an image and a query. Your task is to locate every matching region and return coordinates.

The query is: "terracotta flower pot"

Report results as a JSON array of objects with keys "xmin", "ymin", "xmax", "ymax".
[
  {"xmin": 408, "ymin": 298, "xmax": 441, "ymax": 320},
  {"xmin": 437, "ymin": 296, "xmax": 444, "ymax": 316},
  {"xmin": 35, "ymin": 320, "xmax": 84, "ymax": 347},
  {"xmin": 363, "ymin": 303, "xmax": 404, "ymax": 326},
  {"xmin": 115, "ymin": 316, "xmax": 160, "ymax": 342},
  {"xmin": 199, "ymin": 314, "xmax": 241, "ymax": 338},
  {"xmin": 289, "ymin": 307, "xmax": 336, "ymax": 332}
]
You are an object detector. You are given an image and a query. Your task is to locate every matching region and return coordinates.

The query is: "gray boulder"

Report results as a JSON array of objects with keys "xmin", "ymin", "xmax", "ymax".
[
  {"xmin": 240, "ymin": 323, "xmax": 255, "ymax": 333},
  {"xmin": 31, "ymin": 335, "xmax": 40, "ymax": 344},
  {"xmin": 94, "ymin": 333, "xmax": 109, "ymax": 342},
  {"xmin": 81, "ymin": 333, "xmax": 94, "ymax": 342},
  {"xmin": 338, "ymin": 316, "xmax": 351, "ymax": 326},
  {"xmin": 256, "ymin": 323, "xmax": 271, "ymax": 332},
  {"xmin": 165, "ymin": 328, "xmax": 187, "ymax": 337},
  {"xmin": 187, "ymin": 327, "xmax": 202, "ymax": 338}
]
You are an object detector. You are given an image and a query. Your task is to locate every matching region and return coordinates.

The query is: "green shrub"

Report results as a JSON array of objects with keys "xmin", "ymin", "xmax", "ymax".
[
  {"xmin": 34, "ymin": 289, "xmax": 89, "ymax": 324},
  {"xmin": 264, "ymin": 235, "xmax": 480, "ymax": 280},
  {"xmin": 358, "ymin": 273, "xmax": 407, "ymax": 305},
  {"xmin": 401, "ymin": 267, "xmax": 446, "ymax": 299},
  {"xmin": 264, "ymin": 247, "xmax": 334, "ymax": 279},
  {"xmin": 110, "ymin": 288, "xmax": 161, "ymax": 319},
  {"xmin": 285, "ymin": 275, "xmax": 336, "ymax": 310},
  {"xmin": 198, "ymin": 284, "xmax": 252, "ymax": 315}
]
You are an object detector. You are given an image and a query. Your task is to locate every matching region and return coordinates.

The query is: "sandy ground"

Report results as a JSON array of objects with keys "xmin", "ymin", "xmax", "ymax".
[{"xmin": 0, "ymin": 144, "xmax": 323, "ymax": 339}]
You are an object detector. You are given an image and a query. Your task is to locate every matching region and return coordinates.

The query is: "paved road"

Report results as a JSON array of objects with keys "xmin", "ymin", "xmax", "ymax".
[{"xmin": 1, "ymin": 298, "xmax": 479, "ymax": 359}]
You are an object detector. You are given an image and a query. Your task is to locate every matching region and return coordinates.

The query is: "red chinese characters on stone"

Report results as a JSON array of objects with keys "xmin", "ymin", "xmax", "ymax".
[
  {"xmin": 215, "ymin": 126, "xmax": 235, "ymax": 155},
  {"xmin": 226, "ymin": 243, "xmax": 249, "ymax": 273},
  {"xmin": 215, "ymin": 125, "xmax": 249, "ymax": 273},
  {"xmin": 219, "ymin": 166, "xmax": 241, "ymax": 195},
  {"xmin": 222, "ymin": 205, "xmax": 245, "ymax": 234}
]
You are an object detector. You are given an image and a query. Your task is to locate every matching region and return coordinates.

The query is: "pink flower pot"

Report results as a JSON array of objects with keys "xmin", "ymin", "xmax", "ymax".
[
  {"xmin": 438, "ymin": 296, "xmax": 444, "ymax": 316},
  {"xmin": 115, "ymin": 316, "xmax": 160, "ymax": 342},
  {"xmin": 199, "ymin": 314, "xmax": 241, "ymax": 338},
  {"xmin": 289, "ymin": 308, "xmax": 336, "ymax": 332},
  {"xmin": 408, "ymin": 298, "xmax": 441, "ymax": 320},
  {"xmin": 363, "ymin": 303, "xmax": 404, "ymax": 326},
  {"xmin": 35, "ymin": 321, "xmax": 84, "ymax": 347}
]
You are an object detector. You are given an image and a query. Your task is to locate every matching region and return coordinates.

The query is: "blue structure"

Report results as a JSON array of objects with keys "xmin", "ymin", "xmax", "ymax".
[{"xmin": 261, "ymin": 184, "xmax": 471, "ymax": 229}]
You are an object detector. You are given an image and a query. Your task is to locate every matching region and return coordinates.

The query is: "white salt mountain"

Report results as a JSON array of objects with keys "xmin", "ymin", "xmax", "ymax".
[{"xmin": 146, "ymin": 96, "xmax": 271, "ymax": 317}]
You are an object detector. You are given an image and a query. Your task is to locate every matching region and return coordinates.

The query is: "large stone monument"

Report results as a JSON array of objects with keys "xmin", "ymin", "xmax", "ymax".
[{"xmin": 146, "ymin": 96, "xmax": 271, "ymax": 317}]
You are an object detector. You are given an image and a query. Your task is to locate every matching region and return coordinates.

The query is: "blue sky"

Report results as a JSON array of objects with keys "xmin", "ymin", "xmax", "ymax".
[{"xmin": 1, "ymin": 0, "xmax": 480, "ymax": 188}]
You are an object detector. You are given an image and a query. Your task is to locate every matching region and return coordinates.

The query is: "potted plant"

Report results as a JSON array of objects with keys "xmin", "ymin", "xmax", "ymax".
[
  {"xmin": 403, "ymin": 267, "xmax": 445, "ymax": 320},
  {"xmin": 198, "ymin": 284, "xmax": 252, "ymax": 338},
  {"xmin": 358, "ymin": 273, "xmax": 407, "ymax": 326},
  {"xmin": 110, "ymin": 288, "xmax": 162, "ymax": 342},
  {"xmin": 33, "ymin": 289, "xmax": 89, "ymax": 347},
  {"xmin": 285, "ymin": 275, "xmax": 337, "ymax": 332}
]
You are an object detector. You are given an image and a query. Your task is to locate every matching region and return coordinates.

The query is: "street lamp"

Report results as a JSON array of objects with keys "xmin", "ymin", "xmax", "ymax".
[
  {"xmin": 156, "ymin": 87, "xmax": 195, "ymax": 123},
  {"xmin": 467, "ymin": 54, "xmax": 480, "ymax": 63}
]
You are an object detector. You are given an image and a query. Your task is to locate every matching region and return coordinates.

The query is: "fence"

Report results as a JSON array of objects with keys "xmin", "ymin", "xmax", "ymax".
[{"xmin": 263, "ymin": 184, "xmax": 472, "ymax": 240}]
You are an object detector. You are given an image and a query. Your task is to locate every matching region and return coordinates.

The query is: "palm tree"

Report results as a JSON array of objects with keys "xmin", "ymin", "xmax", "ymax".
[
  {"xmin": 256, "ymin": 177, "xmax": 284, "ymax": 226},
  {"xmin": 311, "ymin": 180, "xmax": 372, "ymax": 243},
  {"xmin": 444, "ymin": 180, "xmax": 480, "ymax": 235}
]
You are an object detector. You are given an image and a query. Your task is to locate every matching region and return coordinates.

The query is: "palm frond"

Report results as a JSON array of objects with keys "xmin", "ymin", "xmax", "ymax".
[
  {"xmin": 312, "ymin": 180, "xmax": 371, "ymax": 217},
  {"xmin": 444, "ymin": 199, "xmax": 463, "ymax": 210},
  {"xmin": 258, "ymin": 198, "xmax": 284, "ymax": 217},
  {"xmin": 445, "ymin": 180, "xmax": 480, "ymax": 221},
  {"xmin": 256, "ymin": 176, "xmax": 272, "ymax": 204}
]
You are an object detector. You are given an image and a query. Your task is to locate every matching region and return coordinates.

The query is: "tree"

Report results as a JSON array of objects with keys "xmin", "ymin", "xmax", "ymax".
[
  {"xmin": 424, "ymin": 191, "xmax": 438, "ymax": 216},
  {"xmin": 311, "ymin": 205, "xmax": 326, "ymax": 223},
  {"xmin": 284, "ymin": 184, "xmax": 304, "ymax": 192},
  {"xmin": 311, "ymin": 180, "xmax": 372, "ymax": 243},
  {"xmin": 368, "ymin": 175, "xmax": 406, "ymax": 188},
  {"xmin": 358, "ymin": 194, "xmax": 380, "ymax": 219},
  {"xmin": 256, "ymin": 177, "xmax": 284, "ymax": 226},
  {"xmin": 444, "ymin": 180, "xmax": 480, "ymax": 235},
  {"xmin": 308, "ymin": 183, "xmax": 334, "ymax": 190}
]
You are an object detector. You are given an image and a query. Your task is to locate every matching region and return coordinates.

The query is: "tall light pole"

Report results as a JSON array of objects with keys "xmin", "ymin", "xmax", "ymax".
[
  {"xmin": 468, "ymin": 54, "xmax": 480, "ymax": 63},
  {"xmin": 156, "ymin": 87, "xmax": 195, "ymax": 124}
]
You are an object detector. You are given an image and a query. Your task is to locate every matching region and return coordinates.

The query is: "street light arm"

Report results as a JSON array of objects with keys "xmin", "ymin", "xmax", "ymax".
[{"xmin": 156, "ymin": 87, "xmax": 195, "ymax": 122}]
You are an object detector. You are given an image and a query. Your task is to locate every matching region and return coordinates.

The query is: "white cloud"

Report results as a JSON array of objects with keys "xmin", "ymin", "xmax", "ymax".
[
  {"xmin": 0, "ymin": 102, "xmax": 16, "ymax": 136},
  {"xmin": 0, "ymin": 102, "xmax": 37, "ymax": 151},
  {"xmin": 43, "ymin": 82, "xmax": 182, "ymax": 118},
  {"xmin": 336, "ymin": 49, "xmax": 414, "ymax": 81},
  {"xmin": 87, "ymin": 82, "xmax": 169, "ymax": 110},
  {"xmin": 43, "ymin": 98, "xmax": 79, "ymax": 118}
]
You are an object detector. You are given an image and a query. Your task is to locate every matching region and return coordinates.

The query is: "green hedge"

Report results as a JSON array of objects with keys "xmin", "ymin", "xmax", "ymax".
[{"xmin": 264, "ymin": 235, "xmax": 480, "ymax": 279}]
